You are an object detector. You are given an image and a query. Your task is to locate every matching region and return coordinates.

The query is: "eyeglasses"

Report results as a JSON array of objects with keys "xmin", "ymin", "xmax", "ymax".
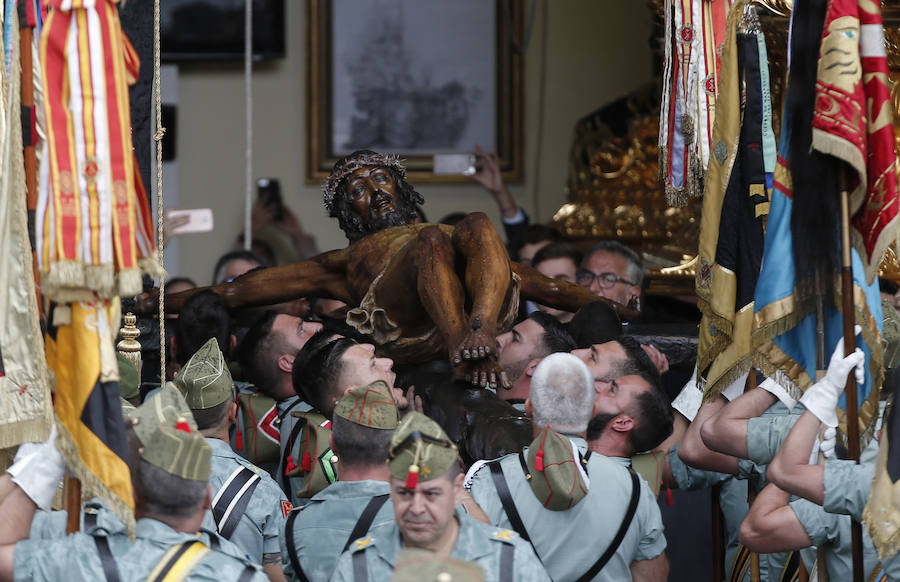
[{"xmin": 576, "ymin": 270, "xmax": 636, "ymax": 289}]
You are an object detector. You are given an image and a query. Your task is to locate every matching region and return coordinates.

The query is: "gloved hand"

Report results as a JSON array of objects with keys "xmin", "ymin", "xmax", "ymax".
[
  {"xmin": 808, "ymin": 428, "xmax": 837, "ymax": 464},
  {"xmin": 799, "ymin": 327, "xmax": 865, "ymax": 428},
  {"xmin": 7, "ymin": 423, "xmax": 66, "ymax": 511},
  {"xmin": 819, "ymin": 427, "xmax": 837, "ymax": 460}
]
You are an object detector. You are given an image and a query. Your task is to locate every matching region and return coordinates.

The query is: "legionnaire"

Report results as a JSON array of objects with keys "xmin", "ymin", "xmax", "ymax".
[
  {"xmin": 174, "ymin": 338, "xmax": 291, "ymax": 582},
  {"xmin": 281, "ymin": 381, "xmax": 399, "ymax": 582},
  {"xmin": 465, "ymin": 353, "xmax": 669, "ymax": 581},
  {"xmin": 279, "ymin": 332, "xmax": 404, "ymax": 506},
  {"xmin": 0, "ymin": 384, "xmax": 267, "ymax": 581},
  {"xmin": 331, "ymin": 412, "xmax": 549, "ymax": 582}
]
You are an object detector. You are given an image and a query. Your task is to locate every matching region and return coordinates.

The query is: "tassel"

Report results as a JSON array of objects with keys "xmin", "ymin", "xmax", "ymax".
[
  {"xmin": 175, "ymin": 420, "xmax": 191, "ymax": 433},
  {"xmin": 405, "ymin": 464, "xmax": 419, "ymax": 490},
  {"xmin": 535, "ymin": 449, "xmax": 544, "ymax": 472},
  {"xmin": 301, "ymin": 451, "xmax": 312, "ymax": 472},
  {"xmin": 285, "ymin": 455, "xmax": 297, "ymax": 475},
  {"xmin": 234, "ymin": 428, "xmax": 243, "ymax": 451},
  {"xmin": 666, "ymin": 487, "xmax": 674, "ymax": 506}
]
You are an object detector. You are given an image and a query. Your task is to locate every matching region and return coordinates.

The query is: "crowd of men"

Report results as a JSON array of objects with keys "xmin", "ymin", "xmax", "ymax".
[{"xmin": 0, "ymin": 149, "xmax": 895, "ymax": 582}]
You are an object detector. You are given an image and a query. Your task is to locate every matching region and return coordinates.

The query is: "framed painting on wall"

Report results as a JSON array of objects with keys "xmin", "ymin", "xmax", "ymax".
[{"xmin": 307, "ymin": 0, "xmax": 523, "ymax": 184}]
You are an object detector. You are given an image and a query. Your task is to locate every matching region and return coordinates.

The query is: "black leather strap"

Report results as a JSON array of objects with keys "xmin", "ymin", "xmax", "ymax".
[
  {"xmin": 213, "ymin": 467, "xmax": 261, "ymax": 539},
  {"xmin": 499, "ymin": 542, "xmax": 514, "ymax": 582},
  {"xmin": 352, "ymin": 547, "xmax": 368, "ymax": 582},
  {"xmin": 281, "ymin": 415, "xmax": 307, "ymax": 492},
  {"xmin": 489, "ymin": 461, "xmax": 531, "ymax": 543},
  {"xmin": 84, "ymin": 509, "xmax": 98, "ymax": 532},
  {"xmin": 93, "ymin": 536, "xmax": 121, "ymax": 582},
  {"xmin": 342, "ymin": 494, "xmax": 390, "ymax": 553},
  {"xmin": 284, "ymin": 509, "xmax": 311, "ymax": 582},
  {"xmin": 236, "ymin": 564, "xmax": 257, "ymax": 582},
  {"xmin": 149, "ymin": 541, "xmax": 198, "ymax": 582},
  {"xmin": 574, "ymin": 470, "xmax": 641, "ymax": 582}
]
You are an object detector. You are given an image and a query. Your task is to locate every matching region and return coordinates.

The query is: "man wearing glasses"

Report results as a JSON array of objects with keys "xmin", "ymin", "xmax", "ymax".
[{"xmin": 577, "ymin": 241, "xmax": 644, "ymax": 312}]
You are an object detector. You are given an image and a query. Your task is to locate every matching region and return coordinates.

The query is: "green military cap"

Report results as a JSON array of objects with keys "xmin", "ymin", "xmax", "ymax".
[
  {"xmin": 173, "ymin": 338, "xmax": 234, "ymax": 410},
  {"xmin": 524, "ymin": 427, "xmax": 587, "ymax": 510},
  {"xmin": 117, "ymin": 353, "xmax": 140, "ymax": 400},
  {"xmin": 391, "ymin": 549, "xmax": 484, "ymax": 582},
  {"xmin": 389, "ymin": 412, "xmax": 457, "ymax": 489},
  {"xmin": 127, "ymin": 383, "xmax": 211, "ymax": 482},
  {"xmin": 334, "ymin": 381, "xmax": 399, "ymax": 429}
]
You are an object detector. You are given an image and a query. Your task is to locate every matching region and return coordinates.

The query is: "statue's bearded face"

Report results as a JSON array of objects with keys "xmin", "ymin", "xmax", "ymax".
[
  {"xmin": 346, "ymin": 166, "xmax": 400, "ymax": 223},
  {"xmin": 341, "ymin": 165, "xmax": 412, "ymax": 233}
]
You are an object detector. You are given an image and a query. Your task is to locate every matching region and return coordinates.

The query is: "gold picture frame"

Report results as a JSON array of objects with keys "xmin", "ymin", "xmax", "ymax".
[{"xmin": 306, "ymin": 0, "xmax": 523, "ymax": 184}]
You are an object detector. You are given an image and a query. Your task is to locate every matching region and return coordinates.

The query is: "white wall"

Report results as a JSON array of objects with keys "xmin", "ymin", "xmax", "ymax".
[{"xmin": 172, "ymin": 0, "xmax": 654, "ymax": 282}]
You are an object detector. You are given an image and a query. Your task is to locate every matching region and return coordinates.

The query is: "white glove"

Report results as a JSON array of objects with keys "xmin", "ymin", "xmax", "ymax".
[
  {"xmin": 7, "ymin": 424, "xmax": 65, "ymax": 511},
  {"xmin": 799, "ymin": 327, "xmax": 865, "ymax": 428},
  {"xmin": 819, "ymin": 427, "xmax": 837, "ymax": 460}
]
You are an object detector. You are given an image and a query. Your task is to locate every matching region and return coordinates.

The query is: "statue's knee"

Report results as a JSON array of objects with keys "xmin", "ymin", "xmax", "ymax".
[
  {"xmin": 455, "ymin": 212, "xmax": 492, "ymax": 238},
  {"xmin": 417, "ymin": 225, "xmax": 452, "ymax": 253}
]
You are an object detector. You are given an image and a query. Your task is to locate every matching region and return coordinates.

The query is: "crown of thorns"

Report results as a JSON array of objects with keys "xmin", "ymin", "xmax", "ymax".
[{"xmin": 322, "ymin": 152, "xmax": 407, "ymax": 215}]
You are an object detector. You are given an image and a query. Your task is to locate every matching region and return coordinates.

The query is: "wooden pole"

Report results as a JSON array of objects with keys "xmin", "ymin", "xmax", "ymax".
[
  {"xmin": 63, "ymin": 474, "xmax": 81, "ymax": 534},
  {"xmin": 839, "ymin": 175, "xmax": 864, "ymax": 582}
]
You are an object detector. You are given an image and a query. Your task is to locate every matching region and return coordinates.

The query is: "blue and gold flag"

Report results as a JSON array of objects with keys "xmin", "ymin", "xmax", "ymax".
[{"xmin": 752, "ymin": 101, "xmax": 883, "ymax": 451}]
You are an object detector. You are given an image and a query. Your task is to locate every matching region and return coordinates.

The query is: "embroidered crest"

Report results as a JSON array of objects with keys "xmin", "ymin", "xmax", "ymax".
[
  {"xmin": 678, "ymin": 25, "xmax": 694, "ymax": 44},
  {"xmin": 714, "ymin": 141, "xmax": 727, "ymax": 164},
  {"xmin": 704, "ymin": 74, "xmax": 716, "ymax": 95},
  {"xmin": 281, "ymin": 500, "xmax": 292, "ymax": 517}
]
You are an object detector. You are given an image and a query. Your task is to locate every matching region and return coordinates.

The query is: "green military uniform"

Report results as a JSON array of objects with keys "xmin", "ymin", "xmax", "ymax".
[
  {"xmin": 820, "ymin": 438, "xmax": 900, "ymax": 577},
  {"xmin": 14, "ymin": 384, "xmax": 266, "ymax": 581},
  {"xmin": 174, "ymin": 338, "xmax": 290, "ymax": 563},
  {"xmin": 466, "ymin": 429, "xmax": 665, "ymax": 582},
  {"xmin": 790, "ymin": 496, "xmax": 880, "ymax": 579},
  {"xmin": 331, "ymin": 509, "xmax": 548, "ymax": 582},
  {"xmin": 281, "ymin": 381, "xmax": 399, "ymax": 582},
  {"xmin": 277, "ymin": 396, "xmax": 337, "ymax": 505},
  {"xmin": 333, "ymin": 412, "xmax": 548, "ymax": 582}
]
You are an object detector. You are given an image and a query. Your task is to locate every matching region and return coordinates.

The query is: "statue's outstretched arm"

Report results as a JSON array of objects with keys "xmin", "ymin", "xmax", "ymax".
[
  {"xmin": 165, "ymin": 249, "xmax": 353, "ymax": 313},
  {"xmin": 511, "ymin": 262, "xmax": 638, "ymax": 321}
]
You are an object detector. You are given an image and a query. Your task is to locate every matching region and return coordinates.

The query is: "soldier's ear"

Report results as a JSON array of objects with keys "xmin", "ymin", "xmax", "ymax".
[
  {"xmin": 612, "ymin": 415, "xmax": 635, "ymax": 433},
  {"xmin": 524, "ymin": 398, "xmax": 533, "ymax": 418},
  {"xmin": 277, "ymin": 353, "xmax": 295, "ymax": 374},
  {"xmin": 524, "ymin": 359, "xmax": 541, "ymax": 378}
]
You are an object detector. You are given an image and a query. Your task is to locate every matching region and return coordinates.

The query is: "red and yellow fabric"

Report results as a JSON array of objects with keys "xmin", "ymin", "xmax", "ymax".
[
  {"xmin": 811, "ymin": 0, "xmax": 899, "ymax": 282},
  {"xmin": 36, "ymin": 0, "xmax": 159, "ymax": 304},
  {"xmin": 46, "ymin": 299, "xmax": 134, "ymax": 532}
]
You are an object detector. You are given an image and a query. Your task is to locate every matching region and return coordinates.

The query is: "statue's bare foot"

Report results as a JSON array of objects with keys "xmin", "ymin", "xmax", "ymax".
[
  {"xmin": 460, "ymin": 358, "xmax": 510, "ymax": 391},
  {"xmin": 450, "ymin": 317, "xmax": 497, "ymax": 365}
]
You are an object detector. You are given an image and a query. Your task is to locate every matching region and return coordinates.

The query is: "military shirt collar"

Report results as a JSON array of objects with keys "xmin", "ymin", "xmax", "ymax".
[
  {"xmin": 206, "ymin": 436, "xmax": 239, "ymax": 457},
  {"xmin": 135, "ymin": 517, "xmax": 205, "ymax": 546},
  {"xmin": 311, "ymin": 479, "xmax": 390, "ymax": 501},
  {"xmin": 366, "ymin": 508, "xmax": 478, "ymax": 565},
  {"xmin": 563, "ymin": 435, "xmax": 588, "ymax": 455}
]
